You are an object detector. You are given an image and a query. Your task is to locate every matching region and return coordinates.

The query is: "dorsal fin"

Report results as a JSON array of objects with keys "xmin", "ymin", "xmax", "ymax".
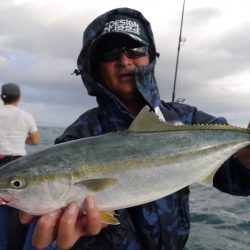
[
  {"xmin": 128, "ymin": 106, "xmax": 249, "ymax": 133},
  {"xmin": 128, "ymin": 106, "xmax": 171, "ymax": 132}
]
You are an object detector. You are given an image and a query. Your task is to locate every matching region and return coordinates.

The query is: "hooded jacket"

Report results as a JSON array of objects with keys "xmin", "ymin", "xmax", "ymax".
[{"xmin": 55, "ymin": 8, "xmax": 250, "ymax": 250}]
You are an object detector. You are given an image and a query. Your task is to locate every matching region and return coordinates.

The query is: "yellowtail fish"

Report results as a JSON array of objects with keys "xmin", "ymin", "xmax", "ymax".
[{"xmin": 0, "ymin": 106, "xmax": 249, "ymax": 224}]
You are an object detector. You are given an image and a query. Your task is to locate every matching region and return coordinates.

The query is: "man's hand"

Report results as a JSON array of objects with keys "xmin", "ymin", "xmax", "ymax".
[
  {"xmin": 235, "ymin": 122, "xmax": 250, "ymax": 168},
  {"xmin": 20, "ymin": 196, "xmax": 105, "ymax": 250}
]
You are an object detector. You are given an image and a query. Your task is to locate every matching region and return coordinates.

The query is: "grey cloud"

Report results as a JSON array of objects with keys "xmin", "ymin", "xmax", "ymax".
[
  {"xmin": 214, "ymin": 22, "xmax": 250, "ymax": 61},
  {"xmin": 1, "ymin": 2, "xmax": 249, "ymax": 128},
  {"xmin": 154, "ymin": 13, "xmax": 250, "ymax": 128},
  {"xmin": 185, "ymin": 7, "xmax": 221, "ymax": 28},
  {"xmin": 0, "ymin": 5, "xmax": 90, "ymax": 60}
]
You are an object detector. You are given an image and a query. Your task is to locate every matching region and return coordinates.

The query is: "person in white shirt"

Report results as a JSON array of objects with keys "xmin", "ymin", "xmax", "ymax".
[
  {"xmin": 0, "ymin": 82, "xmax": 40, "ymax": 160},
  {"xmin": 0, "ymin": 82, "xmax": 40, "ymax": 250}
]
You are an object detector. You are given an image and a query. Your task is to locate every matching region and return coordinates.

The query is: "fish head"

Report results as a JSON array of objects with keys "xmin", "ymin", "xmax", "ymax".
[
  {"xmin": 0, "ymin": 160, "xmax": 73, "ymax": 215},
  {"xmin": 0, "ymin": 174, "xmax": 29, "ymax": 206},
  {"xmin": 0, "ymin": 172, "xmax": 56, "ymax": 214}
]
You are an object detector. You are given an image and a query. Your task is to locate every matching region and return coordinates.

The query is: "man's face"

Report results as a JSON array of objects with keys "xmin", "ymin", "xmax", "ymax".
[{"xmin": 97, "ymin": 37, "xmax": 150, "ymax": 100}]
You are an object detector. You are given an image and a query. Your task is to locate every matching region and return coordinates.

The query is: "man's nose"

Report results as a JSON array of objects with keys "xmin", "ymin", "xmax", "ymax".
[{"xmin": 117, "ymin": 52, "xmax": 132, "ymax": 65}]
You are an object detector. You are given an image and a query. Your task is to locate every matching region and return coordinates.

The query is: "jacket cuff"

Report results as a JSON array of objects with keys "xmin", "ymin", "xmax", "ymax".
[{"xmin": 213, "ymin": 155, "xmax": 250, "ymax": 196}]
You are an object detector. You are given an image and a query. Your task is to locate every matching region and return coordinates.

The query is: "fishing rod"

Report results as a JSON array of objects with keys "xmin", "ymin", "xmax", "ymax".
[{"xmin": 172, "ymin": 0, "xmax": 186, "ymax": 103}]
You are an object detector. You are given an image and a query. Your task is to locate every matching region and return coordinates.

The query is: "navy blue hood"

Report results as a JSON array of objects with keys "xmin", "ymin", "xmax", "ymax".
[{"xmin": 77, "ymin": 7, "xmax": 161, "ymax": 110}]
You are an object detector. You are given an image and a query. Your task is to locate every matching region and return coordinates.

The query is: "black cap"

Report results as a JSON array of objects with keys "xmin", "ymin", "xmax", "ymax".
[
  {"xmin": 1, "ymin": 83, "xmax": 21, "ymax": 99},
  {"xmin": 91, "ymin": 14, "xmax": 150, "ymax": 55},
  {"xmin": 102, "ymin": 15, "xmax": 149, "ymax": 44}
]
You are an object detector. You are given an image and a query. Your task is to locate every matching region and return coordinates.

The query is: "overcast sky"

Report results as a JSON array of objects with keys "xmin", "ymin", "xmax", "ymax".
[{"xmin": 0, "ymin": 0, "xmax": 249, "ymax": 128}]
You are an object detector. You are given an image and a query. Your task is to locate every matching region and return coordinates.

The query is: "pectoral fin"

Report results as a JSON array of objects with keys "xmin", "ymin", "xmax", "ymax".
[
  {"xmin": 100, "ymin": 211, "xmax": 120, "ymax": 225},
  {"xmin": 74, "ymin": 178, "xmax": 118, "ymax": 192}
]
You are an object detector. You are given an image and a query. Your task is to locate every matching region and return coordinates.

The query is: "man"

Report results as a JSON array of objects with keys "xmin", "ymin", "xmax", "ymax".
[
  {"xmin": 0, "ymin": 82, "xmax": 40, "ymax": 250},
  {"xmin": 0, "ymin": 82, "xmax": 40, "ymax": 162},
  {"xmin": 20, "ymin": 8, "xmax": 250, "ymax": 250}
]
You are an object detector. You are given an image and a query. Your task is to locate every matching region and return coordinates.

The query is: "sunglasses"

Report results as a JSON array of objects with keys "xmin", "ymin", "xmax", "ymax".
[{"xmin": 99, "ymin": 46, "xmax": 149, "ymax": 62}]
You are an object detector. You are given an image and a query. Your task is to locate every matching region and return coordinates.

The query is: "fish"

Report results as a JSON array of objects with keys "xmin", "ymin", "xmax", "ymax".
[{"xmin": 0, "ymin": 106, "xmax": 249, "ymax": 224}]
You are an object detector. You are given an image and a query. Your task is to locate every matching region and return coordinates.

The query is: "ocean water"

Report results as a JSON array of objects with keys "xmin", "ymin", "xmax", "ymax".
[
  {"xmin": 185, "ymin": 185, "xmax": 250, "ymax": 250},
  {"xmin": 27, "ymin": 126, "xmax": 64, "ymax": 153},
  {"xmin": 27, "ymin": 126, "xmax": 250, "ymax": 250}
]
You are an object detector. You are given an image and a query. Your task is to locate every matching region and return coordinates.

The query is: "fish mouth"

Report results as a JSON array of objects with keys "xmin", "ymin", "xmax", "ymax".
[
  {"xmin": 0, "ymin": 197, "xmax": 10, "ymax": 205},
  {"xmin": 0, "ymin": 191, "xmax": 11, "ymax": 205}
]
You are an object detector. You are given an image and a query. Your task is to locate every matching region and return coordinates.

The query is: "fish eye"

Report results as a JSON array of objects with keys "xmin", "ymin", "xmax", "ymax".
[{"xmin": 10, "ymin": 177, "xmax": 26, "ymax": 189}]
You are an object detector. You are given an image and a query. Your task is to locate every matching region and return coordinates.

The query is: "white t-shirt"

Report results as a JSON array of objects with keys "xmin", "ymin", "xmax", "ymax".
[{"xmin": 0, "ymin": 105, "xmax": 38, "ymax": 156}]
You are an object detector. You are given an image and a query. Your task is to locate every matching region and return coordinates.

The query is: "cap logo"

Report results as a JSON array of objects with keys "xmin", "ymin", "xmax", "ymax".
[{"xmin": 103, "ymin": 19, "xmax": 141, "ymax": 36}]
